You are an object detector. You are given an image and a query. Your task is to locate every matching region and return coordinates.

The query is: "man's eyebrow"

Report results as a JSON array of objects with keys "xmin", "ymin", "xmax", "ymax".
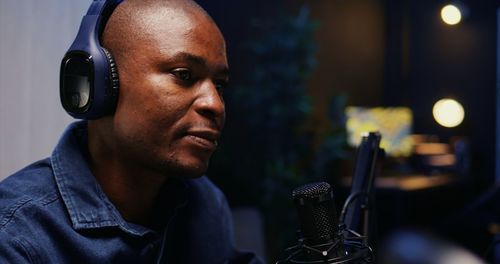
[
  {"xmin": 169, "ymin": 52, "xmax": 230, "ymax": 77},
  {"xmin": 170, "ymin": 52, "xmax": 206, "ymax": 66}
]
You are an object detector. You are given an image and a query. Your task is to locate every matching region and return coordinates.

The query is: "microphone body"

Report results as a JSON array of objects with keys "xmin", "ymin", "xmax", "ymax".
[
  {"xmin": 278, "ymin": 132, "xmax": 382, "ymax": 264},
  {"xmin": 277, "ymin": 182, "xmax": 372, "ymax": 264}
]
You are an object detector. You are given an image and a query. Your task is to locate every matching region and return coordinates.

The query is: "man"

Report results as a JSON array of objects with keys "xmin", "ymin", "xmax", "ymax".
[{"xmin": 0, "ymin": 0, "xmax": 261, "ymax": 263}]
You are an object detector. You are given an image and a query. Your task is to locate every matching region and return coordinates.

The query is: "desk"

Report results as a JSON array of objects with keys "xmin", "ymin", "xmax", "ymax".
[
  {"xmin": 337, "ymin": 173, "xmax": 469, "ymax": 244},
  {"xmin": 341, "ymin": 173, "xmax": 455, "ymax": 191}
]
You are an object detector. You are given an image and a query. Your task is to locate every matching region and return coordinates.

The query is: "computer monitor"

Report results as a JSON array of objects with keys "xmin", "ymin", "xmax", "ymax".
[{"xmin": 345, "ymin": 107, "xmax": 413, "ymax": 157}]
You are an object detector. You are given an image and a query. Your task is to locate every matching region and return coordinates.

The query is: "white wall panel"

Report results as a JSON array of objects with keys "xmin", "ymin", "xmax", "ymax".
[{"xmin": 0, "ymin": 1, "xmax": 91, "ymax": 179}]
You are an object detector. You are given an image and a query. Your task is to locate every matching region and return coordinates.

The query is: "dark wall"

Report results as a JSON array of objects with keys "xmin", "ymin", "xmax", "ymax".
[
  {"xmin": 301, "ymin": 0, "xmax": 498, "ymax": 184},
  {"xmin": 404, "ymin": 0, "xmax": 497, "ymax": 184},
  {"xmin": 201, "ymin": 0, "xmax": 497, "ymax": 184},
  {"xmin": 301, "ymin": 0, "xmax": 386, "ymax": 108},
  {"xmin": 196, "ymin": 0, "xmax": 499, "ymax": 260},
  {"xmin": 299, "ymin": 0, "xmax": 387, "ymax": 137}
]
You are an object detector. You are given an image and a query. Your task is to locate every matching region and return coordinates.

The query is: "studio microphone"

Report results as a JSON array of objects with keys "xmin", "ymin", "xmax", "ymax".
[{"xmin": 276, "ymin": 182, "xmax": 373, "ymax": 264}]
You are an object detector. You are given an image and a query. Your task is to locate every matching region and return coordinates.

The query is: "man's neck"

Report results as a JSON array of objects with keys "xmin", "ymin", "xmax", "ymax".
[
  {"xmin": 87, "ymin": 120, "xmax": 168, "ymax": 227},
  {"xmin": 93, "ymin": 162, "xmax": 166, "ymax": 226}
]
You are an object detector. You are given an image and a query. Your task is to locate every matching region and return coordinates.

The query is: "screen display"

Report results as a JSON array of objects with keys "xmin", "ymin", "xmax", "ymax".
[{"xmin": 345, "ymin": 107, "xmax": 413, "ymax": 157}]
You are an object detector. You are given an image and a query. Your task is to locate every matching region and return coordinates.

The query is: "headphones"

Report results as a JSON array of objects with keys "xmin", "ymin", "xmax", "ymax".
[{"xmin": 60, "ymin": 0, "xmax": 123, "ymax": 119}]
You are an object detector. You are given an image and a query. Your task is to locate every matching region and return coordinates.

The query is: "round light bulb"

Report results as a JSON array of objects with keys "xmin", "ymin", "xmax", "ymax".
[
  {"xmin": 432, "ymin": 98, "xmax": 465, "ymax": 128},
  {"xmin": 441, "ymin": 4, "xmax": 462, "ymax": 25}
]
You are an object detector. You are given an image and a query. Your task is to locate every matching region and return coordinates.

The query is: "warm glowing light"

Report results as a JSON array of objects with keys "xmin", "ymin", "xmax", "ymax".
[
  {"xmin": 441, "ymin": 4, "xmax": 462, "ymax": 25},
  {"xmin": 432, "ymin": 98, "xmax": 464, "ymax": 128}
]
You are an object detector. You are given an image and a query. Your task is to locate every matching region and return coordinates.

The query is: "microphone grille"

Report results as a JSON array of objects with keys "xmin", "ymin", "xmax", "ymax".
[
  {"xmin": 292, "ymin": 182, "xmax": 331, "ymax": 199},
  {"xmin": 291, "ymin": 182, "xmax": 338, "ymax": 245}
]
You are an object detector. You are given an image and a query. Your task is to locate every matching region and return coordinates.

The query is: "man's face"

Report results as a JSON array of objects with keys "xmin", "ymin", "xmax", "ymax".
[{"xmin": 110, "ymin": 8, "xmax": 228, "ymax": 178}]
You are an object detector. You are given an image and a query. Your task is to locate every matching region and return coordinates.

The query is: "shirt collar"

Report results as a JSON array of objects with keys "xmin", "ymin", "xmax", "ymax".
[{"xmin": 51, "ymin": 121, "xmax": 188, "ymax": 237}]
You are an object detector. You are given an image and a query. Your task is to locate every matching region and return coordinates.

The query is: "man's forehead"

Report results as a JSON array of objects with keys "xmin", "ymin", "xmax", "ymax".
[
  {"xmin": 103, "ymin": 0, "xmax": 226, "ymax": 65},
  {"xmin": 119, "ymin": 0, "xmax": 212, "ymax": 28},
  {"xmin": 120, "ymin": 3, "xmax": 218, "ymax": 43},
  {"xmin": 125, "ymin": 5, "xmax": 194, "ymax": 31}
]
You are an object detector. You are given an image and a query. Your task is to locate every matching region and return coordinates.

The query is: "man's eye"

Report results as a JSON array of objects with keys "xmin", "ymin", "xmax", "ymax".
[{"xmin": 171, "ymin": 69, "xmax": 192, "ymax": 81}]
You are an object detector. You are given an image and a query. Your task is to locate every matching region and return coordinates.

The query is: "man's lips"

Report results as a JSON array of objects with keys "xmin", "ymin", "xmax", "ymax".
[{"xmin": 184, "ymin": 130, "xmax": 220, "ymax": 150}]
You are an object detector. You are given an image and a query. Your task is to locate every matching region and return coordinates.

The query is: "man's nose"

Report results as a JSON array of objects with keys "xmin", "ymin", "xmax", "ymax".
[{"xmin": 194, "ymin": 80, "xmax": 225, "ymax": 128}]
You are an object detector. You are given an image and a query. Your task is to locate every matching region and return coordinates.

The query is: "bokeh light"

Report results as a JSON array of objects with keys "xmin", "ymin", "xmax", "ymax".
[
  {"xmin": 441, "ymin": 4, "xmax": 462, "ymax": 25},
  {"xmin": 432, "ymin": 98, "xmax": 465, "ymax": 128}
]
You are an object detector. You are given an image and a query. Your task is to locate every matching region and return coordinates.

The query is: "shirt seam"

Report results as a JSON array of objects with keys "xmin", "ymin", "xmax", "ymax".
[
  {"xmin": 38, "ymin": 191, "xmax": 60, "ymax": 206},
  {"xmin": 0, "ymin": 191, "xmax": 59, "ymax": 231},
  {"xmin": 0, "ymin": 196, "xmax": 33, "ymax": 230},
  {"xmin": 12, "ymin": 236, "xmax": 40, "ymax": 264}
]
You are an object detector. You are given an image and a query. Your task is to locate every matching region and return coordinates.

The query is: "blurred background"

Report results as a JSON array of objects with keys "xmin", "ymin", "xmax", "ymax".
[{"xmin": 1, "ymin": 0, "xmax": 499, "ymax": 263}]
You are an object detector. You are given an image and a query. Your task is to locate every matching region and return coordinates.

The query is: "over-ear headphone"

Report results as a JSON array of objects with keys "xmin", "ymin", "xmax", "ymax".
[{"xmin": 60, "ymin": 0, "xmax": 123, "ymax": 119}]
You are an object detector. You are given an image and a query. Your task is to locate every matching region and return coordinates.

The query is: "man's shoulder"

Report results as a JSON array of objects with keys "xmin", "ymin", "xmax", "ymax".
[
  {"xmin": 0, "ymin": 159, "xmax": 70, "ymax": 263},
  {"xmin": 0, "ymin": 158, "xmax": 56, "ymax": 199},
  {"xmin": 0, "ymin": 158, "xmax": 60, "ymax": 231}
]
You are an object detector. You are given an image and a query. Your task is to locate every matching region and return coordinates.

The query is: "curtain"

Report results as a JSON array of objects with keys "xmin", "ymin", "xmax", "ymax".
[{"xmin": 0, "ymin": 1, "xmax": 90, "ymax": 179}]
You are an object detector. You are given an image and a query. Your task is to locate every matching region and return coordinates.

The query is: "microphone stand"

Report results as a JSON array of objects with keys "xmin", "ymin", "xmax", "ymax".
[
  {"xmin": 276, "ymin": 132, "xmax": 383, "ymax": 264},
  {"xmin": 341, "ymin": 132, "xmax": 383, "ymax": 254}
]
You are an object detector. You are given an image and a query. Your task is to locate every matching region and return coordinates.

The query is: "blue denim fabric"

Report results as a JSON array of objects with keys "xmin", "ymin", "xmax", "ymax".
[{"xmin": 0, "ymin": 121, "xmax": 262, "ymax": 264}]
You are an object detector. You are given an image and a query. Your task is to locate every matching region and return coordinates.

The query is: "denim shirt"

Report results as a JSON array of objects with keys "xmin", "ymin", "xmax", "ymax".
[{"xmin": 0, "ymin": 122, "xmax": 261, "ymax": 264}]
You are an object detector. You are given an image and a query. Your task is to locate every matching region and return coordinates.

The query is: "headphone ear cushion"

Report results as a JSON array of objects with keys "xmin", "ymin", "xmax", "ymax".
[{"xmin": 101, "ymin": 47, "xmax": 120, "ymax": 106}]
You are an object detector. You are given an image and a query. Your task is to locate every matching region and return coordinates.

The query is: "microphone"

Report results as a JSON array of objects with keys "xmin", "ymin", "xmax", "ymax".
[{"xmin": 276, "ymin": 182, "xmax": 373, "ymax": 264}]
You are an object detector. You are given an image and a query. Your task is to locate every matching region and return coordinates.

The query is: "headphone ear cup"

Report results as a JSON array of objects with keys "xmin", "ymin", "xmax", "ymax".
[{"xmin": 101, "ymin": 47, "xmax": 120, "ymax": 109}]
